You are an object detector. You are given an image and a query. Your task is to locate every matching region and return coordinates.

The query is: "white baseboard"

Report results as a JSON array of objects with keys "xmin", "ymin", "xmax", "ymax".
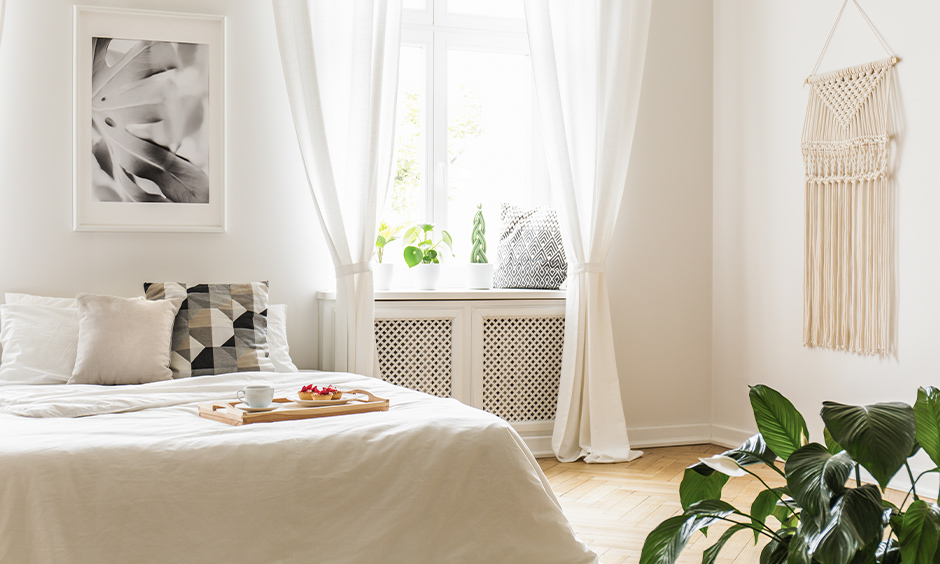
[
  {"xmin": 709, "ymin": 424, "xmax": 756, "ymax": 449},
  {"xmin": 522, "ymin": 435, "xmax": 554, "ymax": 458},
  {"xmin": 524, "ymin": 423, "xmax": 715, "ymax": 459},
  {"xmin": 528, "ymin": 423, "xmax": 734, "ymax": 457},
  {"xmin": 628, "ymin": 423, "xmax": 714, "ymax": 448}
]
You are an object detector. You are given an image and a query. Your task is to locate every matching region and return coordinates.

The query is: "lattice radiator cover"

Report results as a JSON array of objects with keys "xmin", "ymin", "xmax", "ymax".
[
  {"xmin": 482, "ymin": 316, "xmax": 564, "ymax": 422},
  {"xmin": 375, "ymin": 318, "xmax": 452, "ymax": 398}
]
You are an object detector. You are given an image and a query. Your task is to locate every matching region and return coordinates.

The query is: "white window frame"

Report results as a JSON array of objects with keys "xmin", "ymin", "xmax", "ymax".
[{"xmin": 398, "ymin": 0, "xmax": 546, "ymax": 240}]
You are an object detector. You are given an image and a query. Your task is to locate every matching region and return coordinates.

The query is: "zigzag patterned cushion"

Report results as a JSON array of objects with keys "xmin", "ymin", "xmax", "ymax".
[
  {"xmin": 144, "ymin": 282, "xmax": 275, "ymax": 377},
  {"xmin": 493, "ymin": 204, "xmax": 567, "ymax": 289}
]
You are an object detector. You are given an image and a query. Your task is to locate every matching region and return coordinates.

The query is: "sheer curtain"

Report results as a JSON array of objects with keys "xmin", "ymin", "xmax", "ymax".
[
  {"xmin": 272, "ymin": 0, "xmax": 402, "ymax": 377},
  {"xmin": 524, "ymin": 0, "xmax": 652, "ymax": 463},
  {"xmin": 1, "ymin": 0, "xmax": 6, "ymax": 48}
]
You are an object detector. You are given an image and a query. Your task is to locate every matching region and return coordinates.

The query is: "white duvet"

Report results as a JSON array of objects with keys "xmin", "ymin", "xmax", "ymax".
[{"xmin": 0, "ymin": 371, "xmax": 596, "ymax": 564}]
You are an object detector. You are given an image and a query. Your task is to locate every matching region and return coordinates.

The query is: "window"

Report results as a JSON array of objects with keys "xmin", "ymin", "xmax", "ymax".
[{"xmin": 385, "ymin": 0, "xmax": 548, "ymax": 265}]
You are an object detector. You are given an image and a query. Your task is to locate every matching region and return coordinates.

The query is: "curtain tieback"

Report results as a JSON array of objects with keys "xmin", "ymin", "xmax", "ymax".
[
  {"xmin": 336, "ymin": 261, "xmax": 374, "ymax": 278},
  {"xmin": 569, "ymin": 262, "xmax": 606, "ymax": 275}
]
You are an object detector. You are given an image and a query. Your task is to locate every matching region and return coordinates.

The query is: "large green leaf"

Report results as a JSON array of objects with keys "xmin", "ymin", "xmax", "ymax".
[
  {"xmin": 821, "ymin": 401, "xmax": 916, "ymax": 490},
  {"xmin": 761, "ymin": 528, "xmax": 795, "ymax": 564},
  {"xmin": 807, "ymin": 485, "xmax": 885, "ymax": 564},
  {"xmin": 899, "ymin": 500, "xmax": 940, "ymax": 564},
  {"xmin": 679, "ymin": 468, "xmax": 729, "ymax": 511},
  {"xmin": 703, "ymin": 524, "xmax": 750, "ymax": 564},
  {"xmin": 751, "ymin": 488, "xmax": 788, "ymax": 542},
  {"xmin": 749, "ymin": 385, "xmax": 809, "ymax": 461},
  {"xmin": 785, "ymin": 443, "xmax": 854, "ymax": 524},
  {"xmin": 825, "ymin": 427, "xmax": 844, "ymax": 455},
  {"xmin": 685, "ymin": 499, "xmax": 738, "ymax": 517},
  {"xmin": 689, "ymin": 434, "xmax": 779, "ymax": 476},
  {"xmin": 640, "ymin": 501, "xmax": 737, "ymax": 564},
  {"xmin": 789, "ymin": 517, "xmax": 818, "ymax": 564},
  {"xmin": 848, "ymin": 539, "xmax": 879, "ymax": 564},
  {"xmin": 914, "ymin": 387, "xmax": 940, "ymax": 468}
]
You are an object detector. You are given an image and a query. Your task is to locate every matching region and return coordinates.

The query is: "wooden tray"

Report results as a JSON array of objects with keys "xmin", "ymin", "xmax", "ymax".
[{"xmin": 198, "ymin": 389, "xmax": 388, "ymax": 426}]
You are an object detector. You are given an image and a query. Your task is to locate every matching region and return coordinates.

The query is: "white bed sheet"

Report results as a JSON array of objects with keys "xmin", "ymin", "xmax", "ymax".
[{"xmin": 0, "ymin": 371, "xmax": 597, "ymax": 564}]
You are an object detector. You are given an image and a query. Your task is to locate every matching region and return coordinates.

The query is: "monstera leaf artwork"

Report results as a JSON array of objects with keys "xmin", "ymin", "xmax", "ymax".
[{"xmin": 91, "ymin": 37, "xmax": 210, "ymax": 203}]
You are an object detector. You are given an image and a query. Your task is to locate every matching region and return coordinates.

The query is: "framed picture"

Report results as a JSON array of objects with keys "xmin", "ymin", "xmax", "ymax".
[{"xmin": 73, "ymin": 7, "xmax": 225, "ymax": 232}]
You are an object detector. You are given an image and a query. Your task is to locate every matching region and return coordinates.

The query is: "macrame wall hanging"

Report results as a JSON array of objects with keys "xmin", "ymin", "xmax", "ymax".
[{"xmin": 802, "ymin": 0, "xmax": 898, "ymax": 356}]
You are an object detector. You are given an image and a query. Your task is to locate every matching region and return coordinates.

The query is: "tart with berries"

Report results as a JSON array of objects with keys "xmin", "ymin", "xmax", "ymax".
[{"xmin": 298, "ymin": 385, "xmax": 341, "ymax": 401}]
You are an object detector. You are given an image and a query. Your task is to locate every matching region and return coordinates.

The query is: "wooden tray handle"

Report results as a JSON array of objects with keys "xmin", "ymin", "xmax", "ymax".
[
  {"xmin": 344, "ymin": 389, "xmax": 384, "ymax": 403},
  {"xmin": 209, "ymin": 402, "xmax": 243, "ymax": 415}
]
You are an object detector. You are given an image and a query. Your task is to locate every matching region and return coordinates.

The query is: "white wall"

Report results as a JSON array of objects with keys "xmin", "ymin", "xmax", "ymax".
[
  {"xmin": 0, "ymin": 0, "xmax": 329, "ymax": 369},
  {"xmin": 0, "ymin": 0, "xmax": 716, "ymax": 441},
  {"xmin": 713, "ymin": 0, "xmax": 940, "ymax": 475},
  {"xmin": 611, "ymin": 0, "xmax": 714, "ymax": 445}
]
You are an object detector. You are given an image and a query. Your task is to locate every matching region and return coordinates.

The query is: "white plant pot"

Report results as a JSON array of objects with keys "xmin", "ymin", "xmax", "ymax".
[
  {"xmin": 466, "ymin": 263, "xmax": 494, "ymax": 290},
  {"xmin": 412, "ymin": 263, "xmax": 442, "ymax": 290},
  {"xmin": 374, "ymin": 262, "xmax": 395, "ymax": 291}
]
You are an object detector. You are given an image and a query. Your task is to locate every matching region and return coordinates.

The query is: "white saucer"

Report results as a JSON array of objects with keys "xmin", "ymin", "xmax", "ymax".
[{"xmin": 235, "ymin": 403, "xmax": 279, "ymax": 412}]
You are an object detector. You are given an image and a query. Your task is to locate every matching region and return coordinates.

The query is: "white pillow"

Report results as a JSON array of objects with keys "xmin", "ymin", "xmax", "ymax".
[
  {"xmin": 0, "ymin": 294, "xmax": 299, "ymax": 374},
  {"xmin": 0, "ymin": 304, "xmax": 80, "ymax": 384},
  {"xmin": 69, "ymin": 294, "xmax": 183, "ymax": 385},
  {"xmin": 5, "ymin": 292, "xmax": 78, "ymax": 308},
  {"xmin": 267, "ymin": 303, "xmax": 299, "ymax": 372}
]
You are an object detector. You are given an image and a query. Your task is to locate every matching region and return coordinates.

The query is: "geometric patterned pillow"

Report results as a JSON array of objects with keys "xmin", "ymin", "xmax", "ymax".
[
  {"xmin": 493, "ymin": 204, "xmax": 568, "ymax": 289},
  {"xmin": 143, "ymin": 282, "xmax": 275, "ymax": 377}
]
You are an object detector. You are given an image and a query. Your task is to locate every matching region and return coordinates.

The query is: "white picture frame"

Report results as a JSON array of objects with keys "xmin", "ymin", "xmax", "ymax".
[{"xmin": 73, "ymin": 6, "xmax": 226, "ymax": 232}]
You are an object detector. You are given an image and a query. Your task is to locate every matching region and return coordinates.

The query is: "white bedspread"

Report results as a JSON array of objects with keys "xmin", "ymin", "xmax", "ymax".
[{"xmin": 0, "ymin": 371, "xmax": 597, "ymax": 564}]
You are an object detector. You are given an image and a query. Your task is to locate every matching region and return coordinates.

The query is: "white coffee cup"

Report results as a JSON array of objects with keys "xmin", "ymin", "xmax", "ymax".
[{"xmin": 237, "ymin": 385, "xmax": 274, "ymax": 408}]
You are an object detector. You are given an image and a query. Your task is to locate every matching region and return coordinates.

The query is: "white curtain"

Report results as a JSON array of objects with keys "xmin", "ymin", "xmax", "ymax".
[
  {"xmin": 524, "ymin": 0, "xmax": 652, "ymax": 463},
  {"xmin": 0, "ymin": 0, "xmax": 6, "ymax": 48},
  {"xmin": 272, "ymin": 0, "xmax": 402, "ymax": 377}
]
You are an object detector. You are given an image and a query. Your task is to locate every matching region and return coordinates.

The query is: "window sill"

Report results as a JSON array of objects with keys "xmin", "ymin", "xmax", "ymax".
[{"xmin": 316, "ymin": 288, "xmax": 567, "ymax": 302}]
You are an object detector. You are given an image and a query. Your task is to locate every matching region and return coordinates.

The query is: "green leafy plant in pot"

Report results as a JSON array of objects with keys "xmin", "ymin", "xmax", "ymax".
[
  {"xmin": 373, "ymin": 221, "xmax": 405, "ymax": 291},
  {"xmin": 403, "ymin": 223, "xmax": 453, "ymax": 290},
  {"xmin": 467, "ymin": 204, "xmax": 493, "ymax": 290},
  {"xmin": 640, "ymin": 384, "xmax": 940, "ymax": 564}
]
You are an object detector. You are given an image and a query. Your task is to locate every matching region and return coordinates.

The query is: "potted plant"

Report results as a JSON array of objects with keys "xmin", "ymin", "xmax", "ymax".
[
  {"xmin": 374, "ymin": 221, "xmax": 405, "ymax": 291},
  {"xmin": 467, "ymin": 204, "xmax": 493, "ymax": 290},
  {"xmin": 640, "ymin": 384, "xmax": 940, "ymax": 564},
  {"xmin": 403, "ymin": 223, "xmax": 453, "ymax": 290}
]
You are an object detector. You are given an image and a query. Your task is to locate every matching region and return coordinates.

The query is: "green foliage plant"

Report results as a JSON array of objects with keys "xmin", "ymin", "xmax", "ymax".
[
  {"xmin": 374, "ymin": 221, "xmax": 405, "ymax": 264},
  {"xmin": 641, "ymin": 384, "xmax": 940, "ymax": 564},
  {"xmin": 403, "ymin": 224, "xmax": 453, "ymax": 268},
  {"xmin": 470, "ymin": 203, "xmax": 487, "ymax": 264}
]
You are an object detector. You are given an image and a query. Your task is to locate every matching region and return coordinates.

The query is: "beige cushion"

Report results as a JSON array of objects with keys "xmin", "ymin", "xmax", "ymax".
[{"xmin": 69, "ymin": 293, "xmax": 184, "ymax": 385}]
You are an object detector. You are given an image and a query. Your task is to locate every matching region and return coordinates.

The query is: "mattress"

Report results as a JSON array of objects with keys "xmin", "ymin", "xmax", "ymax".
[{"xmin": 0, "ymin": 371, "xmax": 596, "ymax": 564}]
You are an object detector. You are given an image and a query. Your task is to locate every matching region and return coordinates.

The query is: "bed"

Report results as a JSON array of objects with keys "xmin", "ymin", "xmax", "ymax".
[{"xmin": 0, "ymin": 370, "xmax": 597, "ymax": 564}]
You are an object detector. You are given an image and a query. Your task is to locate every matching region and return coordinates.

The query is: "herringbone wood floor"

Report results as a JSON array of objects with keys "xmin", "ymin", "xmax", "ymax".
[{"xmin": 538, "ymin": 444, "xmax": 911, "ymax": 564}]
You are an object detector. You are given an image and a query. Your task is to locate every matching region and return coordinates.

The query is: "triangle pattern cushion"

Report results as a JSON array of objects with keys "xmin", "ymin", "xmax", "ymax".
[{"xmin": 144, "ymin": 281, "xmax": 275, "ymax": 377}]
